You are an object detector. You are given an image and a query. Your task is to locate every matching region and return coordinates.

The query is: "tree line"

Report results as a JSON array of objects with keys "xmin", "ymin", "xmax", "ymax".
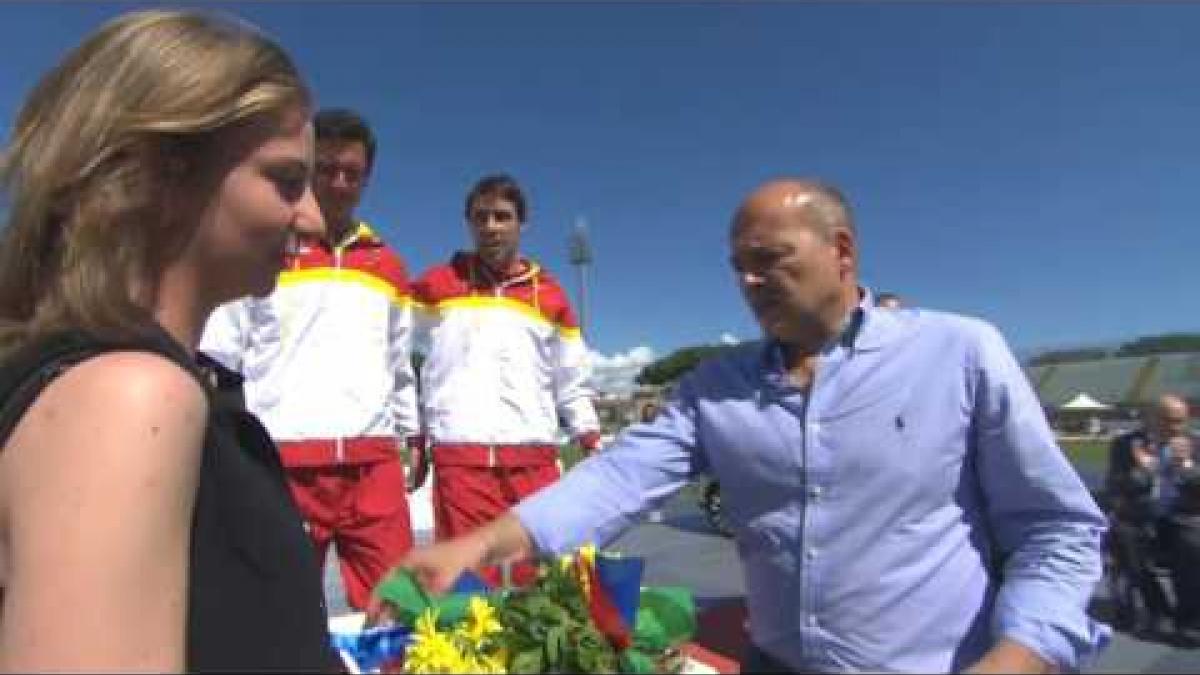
[
  {"xmin": 1027, "ymin": 332, "xmax": 1200, "ymax": 367},
  {"xmin": 635, "ymin": 332, "xmax": 1200, "ymax": 386}
]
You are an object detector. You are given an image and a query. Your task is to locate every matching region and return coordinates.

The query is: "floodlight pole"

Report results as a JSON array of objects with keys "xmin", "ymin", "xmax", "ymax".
[{"xmin": 568, "ymin": 217, "xmax": 592, "ymax": 336}]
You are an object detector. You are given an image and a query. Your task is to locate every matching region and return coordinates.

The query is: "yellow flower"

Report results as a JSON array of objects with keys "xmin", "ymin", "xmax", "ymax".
[
  {"xmin": 460, "ymin": 652, "xmax": 507, "ymax": 674},
  {"xmin": 575, "ymin": 543, "xmax": 597, "ymax": 597},
  {"xmin": 403, "ymin": 629, "xmax": 462, "ymax": 674},
  {"xmin": 457, "ymin": 596, "xmax": 503, "ymax": 644},
  {"xmin": 405, "ymin": 608, "xmax": 466, "ymax": 674},
  {"xmin": 414, "ymin": 608, "xmax": 441, "ymax": 637}
]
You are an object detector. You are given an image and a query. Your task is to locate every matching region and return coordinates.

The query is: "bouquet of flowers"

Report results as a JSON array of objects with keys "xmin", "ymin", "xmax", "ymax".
[{"xmin": 333, "ymin": 546, "xmax": 697, "ymax": 674}]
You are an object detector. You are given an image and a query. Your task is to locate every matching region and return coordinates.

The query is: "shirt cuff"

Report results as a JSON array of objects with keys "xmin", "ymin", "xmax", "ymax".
[
  {"xmin": 994, "ymin": 607, "xmax": 1111, "ymax": 671},
  {"xmin": 512, "ymin": 497, "xmax": 567, "ymax": 556}
]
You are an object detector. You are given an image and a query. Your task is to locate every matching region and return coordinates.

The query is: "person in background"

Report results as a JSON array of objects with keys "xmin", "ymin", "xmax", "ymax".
[
  {"xmin": 0, "ymin": 10, "xmax": 341, "ymax": 670},
  {"xmin": 392, "ymin": 178, "xmax": 1109, "ymax": 673},
  {"xmin": 410, "ymin": 173, "xmax": 602, "ymax": 586},
  {"xmin": 201, "ymin": 108, "xmax": 420, "ymax": 612},
  {"xmin": 1160, "ymin": 460, "xmax": 1200, "ymax": 641},
  {"xmin": 1104, "ymin": 394, "xmax": 1197, "ymax": 632},
  {"xmin": 1107, "ymin": 394, "xmax": 1195, "ymax": 509}
]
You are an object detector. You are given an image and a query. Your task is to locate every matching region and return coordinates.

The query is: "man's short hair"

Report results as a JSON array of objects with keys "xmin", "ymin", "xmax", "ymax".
[
  {"xmin": 465, "ymin": 173, "xmax": 527, "ymax": 223},
  {"xmin": 809, "ymin": 181, "xmax": 855, "ymax": 236},
  {"xmin": 314, "ymin": 108, "xmax": 376, "ymax": 172}
]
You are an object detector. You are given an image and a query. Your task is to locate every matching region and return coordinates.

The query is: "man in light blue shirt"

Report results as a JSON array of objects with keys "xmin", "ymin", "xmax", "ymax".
[{"xmin": 394, "ymin": 178, "xmax": 1110, "ymax": 673}]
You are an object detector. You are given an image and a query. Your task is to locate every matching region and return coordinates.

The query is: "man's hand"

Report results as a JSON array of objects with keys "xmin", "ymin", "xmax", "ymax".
[
  {"xmin": 364, "ymin": 535, "xmax": 489, "ymax": 628},
  {"xmin": 576, "ymin": 430, "xmax": 603, "ymax": 457},
  {"xmin": 1132, "ymin": 439, "xmax": 1159, "ymax": 471},
  {"xmin": 365, "ymin": 513, "xmax": 536, "ymax": 625},
  {"xmin": 405, "ymin": 535, "xmax": 491, "ymax": 596},
  {"xmin": 963, "ymin": 638, "xmax": 1056, "ymax": 674}
]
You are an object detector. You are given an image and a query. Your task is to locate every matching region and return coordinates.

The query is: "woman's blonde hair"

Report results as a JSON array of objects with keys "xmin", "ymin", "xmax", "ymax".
[{"xmin": 0, "ymin": 9, "xmax": 310, "ymax": 357}]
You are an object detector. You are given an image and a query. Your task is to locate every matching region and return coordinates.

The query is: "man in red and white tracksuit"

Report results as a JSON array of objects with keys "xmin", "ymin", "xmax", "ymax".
[
  {"xmin": 411, "ymin": 174, "xmax": 602, "ymax": 586},
  {"xmin": 200, "ymin": 109, "xmax": 418, "ymax": 610}
]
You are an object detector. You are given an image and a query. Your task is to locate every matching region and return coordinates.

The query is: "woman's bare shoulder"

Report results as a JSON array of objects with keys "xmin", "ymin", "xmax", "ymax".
[
  {"xmin": 2, "ymin": 350, "xmax": 208, "ymax": 478},
  {"xmin": 34, "ymin": 349, "xmax": 205, "ymax": 419}
]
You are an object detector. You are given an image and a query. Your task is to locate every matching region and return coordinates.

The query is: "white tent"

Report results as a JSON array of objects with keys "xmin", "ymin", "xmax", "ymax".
[{"xmin": 1060, "ymin": 392, "xmax": 1111, "ymax": 411}]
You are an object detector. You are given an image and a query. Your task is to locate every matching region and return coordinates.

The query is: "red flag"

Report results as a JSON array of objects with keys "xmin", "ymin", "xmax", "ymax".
[{"xmin": 579, "ymin": 556, "xmax": 632, "ymax": 651}]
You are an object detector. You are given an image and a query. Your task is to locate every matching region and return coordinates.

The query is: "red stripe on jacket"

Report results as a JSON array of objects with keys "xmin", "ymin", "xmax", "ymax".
[{"xmin": 289, "ymin": 229, "xmax": 410, "ymax": 295}]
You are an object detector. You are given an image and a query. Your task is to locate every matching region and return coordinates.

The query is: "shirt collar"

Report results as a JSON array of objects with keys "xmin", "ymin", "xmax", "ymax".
[
  {"xmin": 310, "ymin": 220, "xmax": 375, "ymax": 251},
  {"xmin": 852, "ymin": 287, "xmax": 905, "ymax": 352},
  {"xmin": 760, "ymin": 286, "xmax": 903, "ymax": 377}
]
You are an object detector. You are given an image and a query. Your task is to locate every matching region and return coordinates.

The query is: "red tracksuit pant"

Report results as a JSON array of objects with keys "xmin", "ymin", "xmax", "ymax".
[
  {"xmin": 432, "ymin": 447, "xmax": 560, "ymax": 587},
  {"xmin": 285, "ymin": 455, "xmax": 413, "ymax": 610}
]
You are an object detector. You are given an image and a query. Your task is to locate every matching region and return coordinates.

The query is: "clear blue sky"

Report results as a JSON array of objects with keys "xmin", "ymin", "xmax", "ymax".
[{"xmin": 3, "ymin": 2, "xmax": 1197, "ymax": 361}]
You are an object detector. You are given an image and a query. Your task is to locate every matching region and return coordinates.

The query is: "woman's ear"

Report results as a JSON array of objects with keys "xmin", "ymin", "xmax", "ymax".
[
  {"xmin": 160, "ymin": 155, "xmax": 204, "ymax": 234},
  {"xmin": 162, "ymin": 160, "xmax": 187, "ymax": 215}
]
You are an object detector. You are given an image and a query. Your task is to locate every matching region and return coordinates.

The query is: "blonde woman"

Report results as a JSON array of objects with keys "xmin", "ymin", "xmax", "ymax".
[{"xmin": 0, "ymin": 10, "xmax": 341, "ymax": 671}]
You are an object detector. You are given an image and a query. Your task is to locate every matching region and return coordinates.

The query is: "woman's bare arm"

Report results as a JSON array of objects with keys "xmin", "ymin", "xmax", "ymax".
[{"xmin": 0, "ymin": 351, "xmax": 206, "ymax": 672}]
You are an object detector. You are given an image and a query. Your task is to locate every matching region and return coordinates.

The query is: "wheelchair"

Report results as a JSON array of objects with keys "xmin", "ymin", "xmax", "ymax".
[{"xmin": 1099, "ymin": 488, "xmax": 1176, "ymax": 634}]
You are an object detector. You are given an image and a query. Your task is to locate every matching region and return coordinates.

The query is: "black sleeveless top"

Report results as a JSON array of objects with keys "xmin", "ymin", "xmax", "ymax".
[{"xmin": 0, "ymin": 328, "xmax": 341, "ymax": 672}]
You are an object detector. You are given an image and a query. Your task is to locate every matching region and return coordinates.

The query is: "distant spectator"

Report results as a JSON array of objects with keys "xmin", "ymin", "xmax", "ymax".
[
  {"xmin": 1107, "ymin": 394, "xmax": 1197, "ymax": 514},
  {"xmin": 1105, "ymin": 393, "xmax": 1197, "ymax": 633},
  {"xmin": 875, "ymin": 291, "xmax": 903, "ymax": 309},
  {"xmin": 1162, "ymin": 465, "xmax": 1200, "ymax": 639}
]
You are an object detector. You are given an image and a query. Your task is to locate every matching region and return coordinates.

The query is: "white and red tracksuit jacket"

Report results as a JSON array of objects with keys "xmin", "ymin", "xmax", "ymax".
[
  {"xmin": 412, "ymin": 252, "xmax": 601, "ymax": 456},
  {"xmin": 199, "ymin": 222, "xmax": 419, "ymax": 467}
]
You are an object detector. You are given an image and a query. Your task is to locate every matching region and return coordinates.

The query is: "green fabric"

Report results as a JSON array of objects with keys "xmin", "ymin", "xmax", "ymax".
[
  {"xmin": 618, "ymin": 586, "xmax": 697, "ymax": 673},
  {"xmin": 619, "ymin": 648, "xmax": 658, "ymax": 674},
  {"xmin": 630, "ymin": 586, "xmax": 696, "ymax": 652},
  {"xmin": 373, "ymin": 569, "xmax": 500, "ymax": 628}
]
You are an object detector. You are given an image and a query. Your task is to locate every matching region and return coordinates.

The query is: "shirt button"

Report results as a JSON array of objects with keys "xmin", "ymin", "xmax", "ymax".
[
  {"xmin": 806, "ymin": 548, "xmax": 818, "ymax": 559},
  {"xmin": 809, "ymin": 485, "xmax": 823, "ymax": 502}
]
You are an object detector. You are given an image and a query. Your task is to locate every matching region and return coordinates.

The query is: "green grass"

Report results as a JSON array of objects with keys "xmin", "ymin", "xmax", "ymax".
[
  {"xmin": 559, "ymin": 443, "xmax": 586, "ymax": 470},
  {"xmin": 1059, "ymin": 438, "xmax": 1109, "ymax": 472}
]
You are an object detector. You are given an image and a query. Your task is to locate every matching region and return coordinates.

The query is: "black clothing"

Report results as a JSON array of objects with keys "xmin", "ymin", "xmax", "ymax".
[
  {"xmin": 741, "ymin": 641, "xmax": 796, "ymax": 673},
  {"xmin": 0, "ymin": 328, "xmax": 340, "ymax": 672}
]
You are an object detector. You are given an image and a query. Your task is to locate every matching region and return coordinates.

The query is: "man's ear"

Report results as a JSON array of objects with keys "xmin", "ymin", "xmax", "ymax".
[{"xmin": 833, "ymin": 227, "xmax": 856, "ymax": 277}]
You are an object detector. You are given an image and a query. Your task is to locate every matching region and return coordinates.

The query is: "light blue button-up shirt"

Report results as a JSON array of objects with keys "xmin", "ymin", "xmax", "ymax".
[{"xmin": 515, "ymin": 294, "xmax": 1110, "ymax": 672}]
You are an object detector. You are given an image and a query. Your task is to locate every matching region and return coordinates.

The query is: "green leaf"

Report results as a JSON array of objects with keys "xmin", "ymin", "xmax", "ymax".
[
  {"xmin": 510, "ymin": 648, "xmax": 544, "ymax": 674},
  {"xmin": 544, "ymin": 625, "xmax": 565, "ymax": 666}
]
